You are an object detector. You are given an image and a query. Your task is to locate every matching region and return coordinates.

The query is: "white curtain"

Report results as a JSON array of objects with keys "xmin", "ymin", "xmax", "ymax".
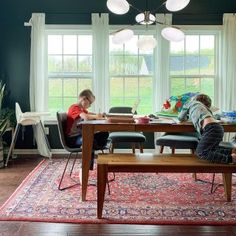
[
  {"xmin": 29, "ymin": 13, "xmax": 47, "ymax": 112},
  {"xmin": 154, "ymin": 14, "xmax": 171, "ymax": 112},
  {"xmin": 92, "ymin": 13, "xmax": 109, "ymax": 113},
  {"xmin": 219, "ymin": 13, "xmax": 236, "ymax": 111},
  {"xmin": 153, "ymin": 14, "xmax": 171, "ymax": 148},
  {"xmin": 29, "ymin": 13, "xmax": 51, "ymax": 158}
]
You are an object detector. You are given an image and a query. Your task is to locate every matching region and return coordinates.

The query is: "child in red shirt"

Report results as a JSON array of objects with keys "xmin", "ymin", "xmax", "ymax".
[{"xmin": 66, "ymin": 89, "xmax": 109, "ymax": 170}]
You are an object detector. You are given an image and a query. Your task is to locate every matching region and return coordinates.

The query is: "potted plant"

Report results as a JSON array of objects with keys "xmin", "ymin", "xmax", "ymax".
[{"xmin": 0, "ymin": 81, "xmax": 15, "ymax": 168}]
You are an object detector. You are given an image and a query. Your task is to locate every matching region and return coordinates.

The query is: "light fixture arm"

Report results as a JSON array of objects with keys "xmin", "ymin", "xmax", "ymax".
[
  {"xmin": 128, "ymin": 3, "xmax": 143, "ymax": 14},
  {"xmin": 150, "ymin": 1, "xmax": 167, "ymax": 14}
]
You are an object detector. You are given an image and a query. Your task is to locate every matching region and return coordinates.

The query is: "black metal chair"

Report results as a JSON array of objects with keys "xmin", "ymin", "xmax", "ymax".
[
  {"xmin": 108, "ymin": 107, "xmax": 146, "ymax": 153},
  {"xmin": 57, "ymin": 112, "xmax": 114, "ymax": 193},
  {"xmin": 156, "ymin": 133, "xmax": 236, "ymax": 191},
  {"xmin": 57, "ymin": 112, "xmax": 82, "ymax": 190},
  {"xmin": 209, "ymin": 140, "xmax": 236, "ymax": 193}
]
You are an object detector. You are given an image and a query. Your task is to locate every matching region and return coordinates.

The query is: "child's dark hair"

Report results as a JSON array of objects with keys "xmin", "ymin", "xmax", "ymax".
[{"xmin": 194, "ymin": 94, "xmax": 212, "ymax": 108}]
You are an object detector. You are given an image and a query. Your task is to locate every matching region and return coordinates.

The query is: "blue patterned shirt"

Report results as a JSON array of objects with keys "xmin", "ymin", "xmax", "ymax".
[{"xmin": 178, "ymin": 100, "xmax": 213, "ymax": 134}]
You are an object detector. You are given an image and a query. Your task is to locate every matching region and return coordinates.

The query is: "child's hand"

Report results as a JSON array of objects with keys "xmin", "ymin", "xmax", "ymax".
[{"xmin": 96, "ymin": 113, "xmax": 104, "ymax": 119}]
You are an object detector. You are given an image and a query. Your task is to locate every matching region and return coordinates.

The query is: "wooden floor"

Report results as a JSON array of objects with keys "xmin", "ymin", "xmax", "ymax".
[{"xmin": 0, "ymin": 155, "xmax": 236, "ymax": 236}]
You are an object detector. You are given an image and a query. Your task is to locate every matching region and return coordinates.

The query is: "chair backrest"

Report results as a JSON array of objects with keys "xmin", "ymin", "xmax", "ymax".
[
  {"xmin": 109, "ymin": 106, "xmax": 137, "ymax": 114},
  {"xmin": 15, "ymin": 102, "xmax": 23, "ymax": 123},
  {"xmin": 56, "ymin": 112, "xmax": 70, "ymax": 151},
  {"xmin": 57, "ymin": 112, "xmax": 82, "ymax": 153}
]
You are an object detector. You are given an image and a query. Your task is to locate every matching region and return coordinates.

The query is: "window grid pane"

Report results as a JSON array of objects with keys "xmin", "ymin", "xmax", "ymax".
[
  {"xmin": 109, "ymin": 34, "xmax": 154, "ymax": 114},
  {"xmin": 48, "ymin": 34, "xmax": 92, "ymax": 112},
  {"xmin": 170, "ymin": 33, "xmax": 216, "ymax": 103}
]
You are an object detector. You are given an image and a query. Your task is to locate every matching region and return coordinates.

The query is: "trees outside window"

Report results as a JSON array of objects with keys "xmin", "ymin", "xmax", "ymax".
[
  {"xmin": 170, "ymin": 34, "xmax": 217, "ymax": 103},
  {"xmin": 46, "ymin": 27, "xmax": 219, "ymax": 118}
]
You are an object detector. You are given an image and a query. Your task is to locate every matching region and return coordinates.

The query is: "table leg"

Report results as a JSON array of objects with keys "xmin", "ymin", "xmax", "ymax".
[
  {"xmin": 81, "ymin": 124, "xmax": 94, "ymax": 201},
  {"xmin": 97, "ymin": 164, "xmax": 108, "ymax": 219},
  {"xmin": 222, "ymin": 173, "xmax": 232, "ymax": 202}
]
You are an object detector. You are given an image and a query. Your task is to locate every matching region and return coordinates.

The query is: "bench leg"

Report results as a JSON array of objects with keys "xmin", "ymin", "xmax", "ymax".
[
  {"xmin": 97, "ymin": 164, "xmax": 108, "ymax": 219},
  {"xmin": 222, "ymin": 173, "xmax": 232, "ymax": 202}
]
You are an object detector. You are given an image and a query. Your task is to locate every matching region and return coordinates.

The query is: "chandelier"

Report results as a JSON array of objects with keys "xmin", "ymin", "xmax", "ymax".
[{"xmin": 107, "ymin": 0, "xmax": 190, "ymax": 50}]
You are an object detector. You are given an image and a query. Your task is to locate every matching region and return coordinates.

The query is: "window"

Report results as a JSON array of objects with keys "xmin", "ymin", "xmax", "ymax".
[
  {"xmin": 45, "ymin": 26, "xmax": 220, "ymax": 119},
  {"xmin": 47, "ymin": 31, "xmax": 93, "ymax": 113},
  {"xmin": 109, "ymin": 34, "xmax": 154, "ymax": 114},
  {"xmin": 169, "ymin": 33, "xmax": 218, "ymax": 103}
]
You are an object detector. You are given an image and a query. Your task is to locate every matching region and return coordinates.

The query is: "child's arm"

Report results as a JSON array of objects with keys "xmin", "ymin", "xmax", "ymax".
[
  {"xmin": 178, "ymin": 103, "xmax": 189, "ymax": 122},
  {"xmin": 80, "ymin": 112, "xmax": 104, "ymax": 120}
]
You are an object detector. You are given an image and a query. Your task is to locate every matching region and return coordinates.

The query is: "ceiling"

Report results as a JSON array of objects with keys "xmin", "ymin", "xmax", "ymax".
[{"xmin": 0, "ymin": 0, "xmax": 236, "ymax": 25}]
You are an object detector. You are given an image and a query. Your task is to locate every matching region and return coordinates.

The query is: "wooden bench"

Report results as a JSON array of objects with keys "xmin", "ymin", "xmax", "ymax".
[{"xmin": 97, "ymin": 153, "xmax": 236, "ymax": 219}]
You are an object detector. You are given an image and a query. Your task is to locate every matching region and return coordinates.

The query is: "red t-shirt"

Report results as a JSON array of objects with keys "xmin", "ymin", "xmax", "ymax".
[{"xmin": 66, "ymin": 104, "xmax": 88, "ymax": 136}]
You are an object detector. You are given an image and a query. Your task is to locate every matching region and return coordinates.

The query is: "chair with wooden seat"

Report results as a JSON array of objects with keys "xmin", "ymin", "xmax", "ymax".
[{"xmin": 108, "ymin": 107, "xmax": 146, "ymax": 153}]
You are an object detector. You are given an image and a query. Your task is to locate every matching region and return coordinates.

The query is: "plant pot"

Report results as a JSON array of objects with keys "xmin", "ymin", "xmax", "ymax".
[{"xmin": 0, "ymin": 140, "xmax": 4, "ymax": 168}]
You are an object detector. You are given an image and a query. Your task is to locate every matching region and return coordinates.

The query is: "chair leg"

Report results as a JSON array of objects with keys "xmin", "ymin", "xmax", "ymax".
[
  {"xmin": 191, "ymin": 149, "xmax": 197, "ymax": 181},
  {"xmin": 139, "ymin": 143, "xmax": 144, "ymax": 153},
  {"xmin": 132, "ymin": 143, "xmax": 135, "ymax": 154},
  {"xmin": 58, "ymin": 153, "xmax": 80, "ymax": 191},
  {"xmin": 171, "ymin": 147, "xmax": 175, "ymax": 154},
  {"xmin": 110, "ymin": 143, "xmax": 114, "ymax": 154},
  {"xmin": 69, "ymin": 153, "xmax": 78, "ymax": 176},
  {"xmin": 107, "ymin": 178, "xmax": 111, "ymax": 195},
  {"xmin": 210, "ymin": 173, "xmax": 216, "ymax": 193},
  {"xmin": 5, "ymin": 124, "xmax": 21, "ymax": 167},
  {"xmin": 106, "ymin": 172, "xmax": 116, "ymax": 195},
  {"xmin": 159, "ymin": 146, "xmax": 164, "ymax": 154}
]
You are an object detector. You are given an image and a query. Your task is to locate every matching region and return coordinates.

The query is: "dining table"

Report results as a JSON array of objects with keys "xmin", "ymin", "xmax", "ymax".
[{"xmin": 81, "ymin": 118, "xmax": 236, "ymax": 201}]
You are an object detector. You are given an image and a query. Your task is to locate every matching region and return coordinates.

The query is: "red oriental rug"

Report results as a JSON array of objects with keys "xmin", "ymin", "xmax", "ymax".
[{"xmin": 0, "ymin": 159, "xmax": 236, "ymax": 225}]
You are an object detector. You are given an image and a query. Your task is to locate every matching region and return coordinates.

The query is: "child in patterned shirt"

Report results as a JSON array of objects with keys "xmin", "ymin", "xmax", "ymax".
[{"xmin": 178, "ymin": 93, "xmax": 236, "ymax": 164}]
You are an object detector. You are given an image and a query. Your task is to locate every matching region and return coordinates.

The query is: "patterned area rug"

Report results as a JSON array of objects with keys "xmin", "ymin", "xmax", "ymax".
[{"xmin": 0, "ymin": 159, "xmax": 236, "ymax": 225}]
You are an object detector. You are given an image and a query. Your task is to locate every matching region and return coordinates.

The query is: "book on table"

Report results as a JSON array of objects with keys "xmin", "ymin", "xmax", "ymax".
[{"xmin": 106, "ymin": 113, "xmax": 133, "ymax": 118}]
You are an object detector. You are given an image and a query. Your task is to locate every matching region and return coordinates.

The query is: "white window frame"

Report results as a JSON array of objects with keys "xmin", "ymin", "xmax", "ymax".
[
  {"xmin": 44, "ymin": 25, "xmax": 93, "ymax": 122},
  {"xmin": 169, "ymin": 25, "xmax": 221, "ymax": 106},
  {"xmin": 108, "ymin": 25, "xmax": 157, "ymax": 114},
  {"xmin": 43, "ymin": 24, "xmax": 221, "ymax": 123}
]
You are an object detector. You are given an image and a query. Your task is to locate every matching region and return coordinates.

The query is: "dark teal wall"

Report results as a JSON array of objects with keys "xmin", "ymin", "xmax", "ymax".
[{"xmin": 0, "ymin": 0, "xmax": 236, "ymax": 149}]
